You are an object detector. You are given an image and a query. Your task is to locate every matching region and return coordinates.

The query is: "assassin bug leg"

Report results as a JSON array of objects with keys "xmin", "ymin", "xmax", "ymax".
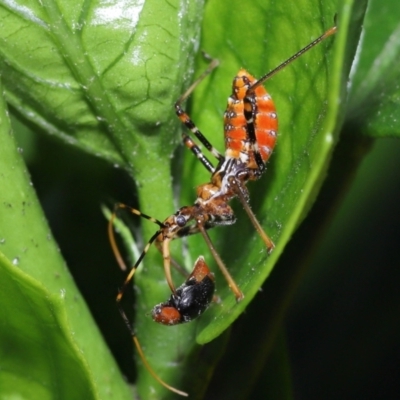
[
  {"xmin": 197, "ymin": 224, "xmax": 244, "ymax": 301},
  {"xmin": 109, "ymin": 199, "xmax": 243, "ymax": 301},
  {"xmin": 109, "ymin": 203, "xmax": 181, "ymax": 299},
  {"xmin": 108, "ymin": 204, "xmax": 169, "ymax": 300},
  {"xmin": 152, "ymin": 256, "xmax": 215, "ymax": 325},
  {"xmin": 228, "ymin": 174, "xmax": 275, "ymax": 253},
  {"xmin": 175, "ymin": 57, "xmax": 224, "ymax": 170}
]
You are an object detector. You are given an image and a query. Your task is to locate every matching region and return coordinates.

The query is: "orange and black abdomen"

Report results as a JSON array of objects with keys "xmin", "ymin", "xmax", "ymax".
[{"xmin": 224, "ymin": 69, "xmax": 278, "ymax": 172}]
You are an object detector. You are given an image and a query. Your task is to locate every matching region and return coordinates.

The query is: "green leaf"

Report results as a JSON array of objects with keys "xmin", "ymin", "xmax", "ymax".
[
  {"xmin": 0, "ymin": 252, "xmax": 94, "ymax": 399},
  {"xmin": 0, "ymin": 80, "xmax": 131, "ymax": 398},
  {"xmin": 0, "ymin": 0, "xmax": 203, "ymax": 172},
  {"xmin": 346, "ymin": 0, "xmax": 400, "ymax": 138}
]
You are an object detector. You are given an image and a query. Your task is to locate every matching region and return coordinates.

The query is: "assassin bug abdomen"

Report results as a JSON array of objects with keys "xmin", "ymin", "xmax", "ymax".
[{"xmin": 225, "ymin": 69, "xmax": 278, "ymax": 174}]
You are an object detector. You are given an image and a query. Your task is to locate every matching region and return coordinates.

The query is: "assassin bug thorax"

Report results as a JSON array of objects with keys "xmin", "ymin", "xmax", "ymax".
[{"xmin": 109, "ymin": 25, "xmax": 336, "ymax": 397}]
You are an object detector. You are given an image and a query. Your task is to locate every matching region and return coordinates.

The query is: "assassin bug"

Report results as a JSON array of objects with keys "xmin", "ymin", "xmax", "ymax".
[{"xmin": 110, "ymin": 25, "xmax": 336, "ymax": 396}]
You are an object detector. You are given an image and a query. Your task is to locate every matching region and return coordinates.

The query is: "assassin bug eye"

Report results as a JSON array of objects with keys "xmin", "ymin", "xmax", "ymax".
[{"xmin": 176, "ymin": 214, "xmax": 187, "ymax": 227}]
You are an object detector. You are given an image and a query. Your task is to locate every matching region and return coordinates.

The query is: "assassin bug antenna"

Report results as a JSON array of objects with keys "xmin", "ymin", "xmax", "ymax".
[
  {"xmin": 247, "ymin": 26, "xmax": 337, "ymax": 93},
  {"xmin": 117, "ymin": 300, "xmax": 190, "ymax": 397},
  {"xmin": 108, "ymin": 203, "xmax": 166, "ymax": 296}
]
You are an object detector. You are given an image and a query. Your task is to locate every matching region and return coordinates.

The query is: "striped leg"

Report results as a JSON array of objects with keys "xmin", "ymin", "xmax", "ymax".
[
  {"xmin": 182, "ymin": 133, "xmax": 215, "ymax": 173},
  {"xmin": 175, "ymin": 58, "xmax": 225, "ymax": 169}
]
